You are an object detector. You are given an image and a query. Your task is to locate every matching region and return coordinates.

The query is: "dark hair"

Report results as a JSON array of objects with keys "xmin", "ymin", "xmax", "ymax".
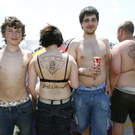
[
  {"xmin": 118, "ymin": 21, "xmax": 134, "ymax": 35},
  {"xmin": 39, "ymin": 24, "xmax": 63, "ymax": 48},
  {"xmin": 79, "ymin": 6, "xmax": 99, "ymax": 24},
  {"xmin": 1, "ymin": 16, "xmax": 26, "ymax": 44}
]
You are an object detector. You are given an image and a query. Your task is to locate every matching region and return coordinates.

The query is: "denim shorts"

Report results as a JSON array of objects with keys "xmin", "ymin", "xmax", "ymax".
[
  {"xmin": 72, "ymin": 87, "xmax": 111, "ymax": 135},
  {"xmin": 0, "ymin": 99, "xmax": 33, "ymax": 135},
  {"xmin": 35, "ymin": 98, "xmax": 73, "ymax": 135},
  {"xmin": 111, "ymin": 88, "xmax": 135, "ymax": 123}
]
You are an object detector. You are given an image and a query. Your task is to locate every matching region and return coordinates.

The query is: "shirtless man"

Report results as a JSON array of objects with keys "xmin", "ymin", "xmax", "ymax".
[
  {"xmin": 0, "ymin": 16, "xmax": 33, "ymax": 135},
  {"xmin": 68, "ymin": 6, "xmax": 111, "ymax": 135},
  {"xmin": 111, "ymin": 21, "xmax": 135, "ymax": 135}
]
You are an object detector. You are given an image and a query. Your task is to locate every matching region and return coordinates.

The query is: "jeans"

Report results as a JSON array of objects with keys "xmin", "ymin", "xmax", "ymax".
[
  {"xmin": 35, "ymin": 98, "xmax": 73, "ymax": 135},
  {"xmin": 72, "ymin": 87, "xmax": 111, "ymax": 135},
  {"xmin": 0, "ymin": 99, "xmax": 33, "ymax": 135}
]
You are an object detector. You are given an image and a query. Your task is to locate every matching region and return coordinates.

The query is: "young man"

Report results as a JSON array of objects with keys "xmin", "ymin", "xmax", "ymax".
[
  {"xmin": 111, "ymin": 21, "xmax": 135, "ymax": 135},
  {"xmin": 68, "ymin": 6, "xmax": 111, "ymax": 135},
  {"xmin": 0, "ymin": 16, "xmax": 33, "ymax": 135}
]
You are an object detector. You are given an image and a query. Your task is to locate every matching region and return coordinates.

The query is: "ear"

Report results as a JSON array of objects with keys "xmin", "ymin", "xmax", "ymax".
[
  {"xmin": 2, "ymin": 33, "xmax": 5, "ymax": 38},
  {"xmin": 119, "ymin": 29, "xmax": 123, "ymax": 35},
  {"xmin": 80, "ymin": 23, "xmax": 83, "ymax": 29}
]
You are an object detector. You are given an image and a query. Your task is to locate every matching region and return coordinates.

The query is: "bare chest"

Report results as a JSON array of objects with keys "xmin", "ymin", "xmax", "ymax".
[
  {"xmin": 77, "ymin": 42, "xmax": 107, "ymax": 62},
  {"xmin": 0, "ymin": 54, "xmax": 28, "ymax": 74}
]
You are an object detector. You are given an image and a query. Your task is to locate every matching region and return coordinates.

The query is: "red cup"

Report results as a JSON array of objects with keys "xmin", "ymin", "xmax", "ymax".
[{"xmin": 93, "ymin": 56, "xmax": 101, "ymax": 67}]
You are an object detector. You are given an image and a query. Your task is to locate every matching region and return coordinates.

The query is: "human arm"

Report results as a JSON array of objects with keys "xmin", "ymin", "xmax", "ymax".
[
  {"xmin": 28, "ymin": 57, "xmax": 38, "ymax": 110},
  {"xmin": 68, "ymin": 55, "xmax": 79, "ymax": 89},
  {"xmin": 104, "ymin": 39, "xmax": 112, "ymax": 96},
  {"xmin": 110, "ymin": 46, "xmax": 121, "ymax": 92},
  {"xmin": 78, "ymin": 66, "xmax": 100, "ymax": 77}
]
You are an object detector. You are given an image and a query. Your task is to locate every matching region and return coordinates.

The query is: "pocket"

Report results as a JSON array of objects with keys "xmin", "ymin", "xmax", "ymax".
[
  {"xmin": 100, "ymin": 92, "xmax": 110, "ymax": 111},
  {"xmin": 18, "ymin": 101, "xmax": 32, "ymax": 114},
  {"xmin": 72, "ymin": 92, "xmax": 84, "ymax": 112},
  {"xmin": 35, "ymin": 108, "xmax": 50, "ymax": 119},
  {"xmin": 60, "ymin": 103, "xmax": 73, "ymax": 119}
]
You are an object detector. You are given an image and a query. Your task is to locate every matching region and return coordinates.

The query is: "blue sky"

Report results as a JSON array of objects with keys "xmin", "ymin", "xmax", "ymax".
[{"xmin": 0, "ymin": 0, "xmax": 135, "ymax": 46}]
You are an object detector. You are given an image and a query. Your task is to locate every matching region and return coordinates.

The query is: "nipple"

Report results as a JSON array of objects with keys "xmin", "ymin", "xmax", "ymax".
[
  {"xmin": 22, "ymin": 65, "xmax": 25, "ymax": 68},
  {"xmin": 80, "ymin": 55, "xmax": 84, "ymax": 59}
]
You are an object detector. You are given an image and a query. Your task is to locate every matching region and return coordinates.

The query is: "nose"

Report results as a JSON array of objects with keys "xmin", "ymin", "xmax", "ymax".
[
  {"xmin": 89, "ymin": 21, "xmax": 93, "ymax": 25},
  {"xmin": 12, "ymin": 31, "xmax": 17, "ymax": 36}
]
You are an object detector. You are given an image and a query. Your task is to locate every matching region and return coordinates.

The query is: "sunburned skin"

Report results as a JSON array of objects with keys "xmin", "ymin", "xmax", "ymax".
[{"xmin": 40, "ymin": 55, "xmax": 65, "ymax": 75}]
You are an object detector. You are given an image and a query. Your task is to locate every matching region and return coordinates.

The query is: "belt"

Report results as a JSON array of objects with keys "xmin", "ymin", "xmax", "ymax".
[{"xmin": 39, "ymin": 97, "xmax": 70, "ymax": 105}]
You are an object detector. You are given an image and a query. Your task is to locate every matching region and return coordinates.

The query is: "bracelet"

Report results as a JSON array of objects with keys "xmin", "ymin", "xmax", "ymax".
[{"xmin": 82, "ymin": 68, "xmax": 84, "ymax": 75}]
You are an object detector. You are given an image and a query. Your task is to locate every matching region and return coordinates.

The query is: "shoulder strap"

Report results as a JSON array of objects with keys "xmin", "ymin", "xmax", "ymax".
[
  {"xmin": 64, "ymin": 55, "xmax": 69, "ymax": 80},
  {"xmin": 37, "ymin": 55, "xmax": 44, "ymax": 79}
]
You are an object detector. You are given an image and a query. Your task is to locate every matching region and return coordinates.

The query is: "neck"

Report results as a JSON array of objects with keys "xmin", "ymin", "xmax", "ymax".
[
  {"xmin": 5, "ymin": 45, "xmax": 20, "ymax": 53},
  {"xmin": 83, "ymin": 32, "xmax": 96, "ymax": 39},
  {"xmin": 46, "ymin": 44, "xmax": 58, "ymax": 51},
  {"xmin": 121, "ymin": 35, "xmax": 134, "ymax": 42}
]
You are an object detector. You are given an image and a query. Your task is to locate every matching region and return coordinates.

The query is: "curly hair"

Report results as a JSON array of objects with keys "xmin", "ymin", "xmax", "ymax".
[
  {"xmin": 1, "ymin": 16, "xmax": 26, "ymax": 44},
  {"xmin": 39, "ymin": 24, "xmax": 63, "ymax": 48}
]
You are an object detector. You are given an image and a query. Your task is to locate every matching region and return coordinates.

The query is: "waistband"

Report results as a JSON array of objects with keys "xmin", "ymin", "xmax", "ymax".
[
  {"xmin": 39, "ymin": 97, "xmax": 70, "ymax": 105},
  {"xmin": 0, "ymin": 97, "xmax": 30, "ymax": 107},
  {"xmin": 78, "ymin": 82, "xmax": 106, "ymax": 91},
  {"xmin": 115, "ymin": 87, "xmax": 135, "ymax": 95}
]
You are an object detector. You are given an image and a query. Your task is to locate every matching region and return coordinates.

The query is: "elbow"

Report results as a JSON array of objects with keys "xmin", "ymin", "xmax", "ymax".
[{"xmin": 70, "ymin": 82, "xmax": 79, "ymax": 89}]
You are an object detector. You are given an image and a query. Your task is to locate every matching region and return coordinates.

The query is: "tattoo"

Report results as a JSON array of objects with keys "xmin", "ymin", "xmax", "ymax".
[
  {"xmin": 42, "ymin": 85, "xmax": 67, "ymax": 89},
  {"xmin": 129, "ymin": 68, "xmax": 135, "ymax": 72},
  {"xmin": 128, "ymin": 44, "xmax": 135, "ymax": 63},
  {"xmin": 40, "ymin": 56, "xmax": 65, "ymax": 75}
]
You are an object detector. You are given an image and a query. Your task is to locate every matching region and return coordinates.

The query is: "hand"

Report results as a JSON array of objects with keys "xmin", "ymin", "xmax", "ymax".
[
  {"xmin": 32, "ymin": 98, "xmax": 36, "ymax": 112},
  {"xmin": 105, "ymin": 85, "xmax": 112, "ymax": 97},
  {"xmin": 84, "ymin": 66, "xmax": 101, "ymax": 77}
]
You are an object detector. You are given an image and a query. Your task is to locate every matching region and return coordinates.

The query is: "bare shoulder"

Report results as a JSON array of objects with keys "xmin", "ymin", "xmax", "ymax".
[
  {"xmin": 97, "ymin": 36, "xmax": 109, "ymax": 45},
  {"xmin": 69, "ymin": 37, "xmax": 83, "ymax": 47},
  {"xmin": 21, "ymin": 49, "xmax": 33, "ymax": 60}
]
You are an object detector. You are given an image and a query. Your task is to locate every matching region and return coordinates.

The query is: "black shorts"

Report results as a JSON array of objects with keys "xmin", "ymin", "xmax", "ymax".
[
  {"xmin": 35, "ymin": 98, "xmax": 73, "ymax": 135},
  {"xmin": 111, "ymin": 88, "xmax": 135, "ymax": 123}
]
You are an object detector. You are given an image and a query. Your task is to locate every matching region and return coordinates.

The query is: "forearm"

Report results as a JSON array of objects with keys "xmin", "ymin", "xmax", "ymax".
[
  {"xmin": 110, "ymin": 73, "xmax": 120, "ymax": 92},
  {"xmin": 29, "ymin": 88, "xmax": 38, "ymax": 101}
]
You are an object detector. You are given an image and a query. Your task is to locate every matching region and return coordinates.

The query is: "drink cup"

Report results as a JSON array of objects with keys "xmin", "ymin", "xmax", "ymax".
[{"xmin": 93, "ymin": 56, "xmax": 101, "ymax": 67}]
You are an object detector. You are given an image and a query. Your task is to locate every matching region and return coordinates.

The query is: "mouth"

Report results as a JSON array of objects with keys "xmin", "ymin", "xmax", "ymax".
[
  {"xmin": 11, "ymin": 38, "xmax": 17, "ymax": 40},
  {"xmin": 88, "ymin": 26, "xmax": 93, "ymax": 29}
]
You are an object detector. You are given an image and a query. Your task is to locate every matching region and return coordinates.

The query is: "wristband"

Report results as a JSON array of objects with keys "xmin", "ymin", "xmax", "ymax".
[{"xmin": 82, "ymin": 68, "xmax": 84, "ymax": 75}]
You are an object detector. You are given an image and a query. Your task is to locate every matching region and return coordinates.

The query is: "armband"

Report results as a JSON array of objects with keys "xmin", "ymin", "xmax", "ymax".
[{"xmin": 82, "ymin": 68, "xmax": 84, "ymax": 75}]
